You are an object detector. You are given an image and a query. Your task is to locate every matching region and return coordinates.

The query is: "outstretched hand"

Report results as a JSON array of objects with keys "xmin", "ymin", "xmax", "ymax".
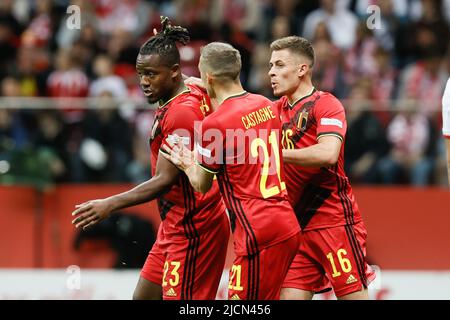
[
  {"xmin": 71, "ymin": 199, "xmax": 112, "ymax": 230},
  {"xmin": 160, "ymin": 135, "xmax": 196, "ymax": 172}
]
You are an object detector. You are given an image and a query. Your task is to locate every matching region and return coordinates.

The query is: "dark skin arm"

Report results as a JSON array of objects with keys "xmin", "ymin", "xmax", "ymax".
[
  {"xmin": 71, "ymin": 152, "xmax": 180, "ymax": 229},
  {"xmin": 161, "ymin": 138, "xmax": 214, "ymax": 194}
]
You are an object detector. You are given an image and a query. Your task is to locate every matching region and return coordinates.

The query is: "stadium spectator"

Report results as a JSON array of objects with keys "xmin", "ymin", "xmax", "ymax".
[
  {"xmin": 89, "ymin": 54, "xmax": 128, "ymax": 98},
  {"xmin": 370, "ymin": 47, "xmax": 398, "ymax": 108},
  {"xmin": 364, "ymin": 46, "xmax": 398, "ymax": 126},
  {"xmin": 80, "ymin": 91, "xmax": 133, "ymax": 182},
  {"xmin": 125, "ymin": 134, "xmax": 151, "ymax": 184},
  {"xmin": 397, "ymin": 0, "xmax": 450, "ymax": 67},
  {"xmin": 0, "ymin": 0, "xmax": 447, "ymax": 187},
  {"xmin": 21, "ymin": 0, "xmax": 54, "ymax": 48},
  {"xmin": 302, "ymin": 0, "xmax": 359, "ymax": 50},
  {"xmin": 311, "ymin": 22, "xmax": 346, "ymax": 98},
  {"xmin": 377, "ymin": 101, "xmax": 437, "ymax": 186},
  {"xmin": 46, "ymin": 48, "xmax": 89, "ymax": 123},
  {"xmin": 247, "ymin": 42, "xmax": 273, "ymax": 98},
  {"xmin": 344, "ymin": 21, "xmax": 379, "ymax": 88},
  {"xmin": 0, "ymin": 108, "xmax": 28, "ymax": 152},
  {"xmin": 0, "ymin": 1, "xmax": 23, "ymax": 79},
  {"xmin": 345, "ymin": 79, "xmax": 389, "ymax": 184},
  {"xmin": 397, "ymin": 47, "xmax": 448, "ymax": 117},
  {"xmin": 106, "ymin": 28, "xmax": 140, "ymax": 66}
]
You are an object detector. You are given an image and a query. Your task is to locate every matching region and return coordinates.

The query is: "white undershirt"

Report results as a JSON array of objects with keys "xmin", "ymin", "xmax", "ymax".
[{"xmin": 443, "ymin": 78, "xmax": 450, "ymax": 137}]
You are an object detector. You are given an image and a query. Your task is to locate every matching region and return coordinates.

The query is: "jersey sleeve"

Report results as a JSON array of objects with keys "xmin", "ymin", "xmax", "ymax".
[
  {"xmin": 314, "ymin": 94, "xmax": 347, "ymax": 142},
  {"xmin": 442, "ymin": 78, "xmax": 450, "ymax": 138},
  {"xmin": 160, "ymin": 101, "xmax": 202, "ymax": 154},
  {"xmin": 195, "ymin": 116, "xmax": 223, "ymax": 174}
]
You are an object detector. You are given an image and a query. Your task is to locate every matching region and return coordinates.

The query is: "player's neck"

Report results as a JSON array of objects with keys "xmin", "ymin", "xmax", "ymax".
[
  {"xmin": 171, "ymin": 81, "xmax": 189, "ymax": 98},
  {"xmin": 287, "ymin": 81, "xmax": 315, "ymax": 106},
  {"xmin": 159, "ymin": 81, "xmax": 189, "ymax": 107},
  {"xmin": 215, "ymin": 82, "xmax": 245, "ymax": 105}
]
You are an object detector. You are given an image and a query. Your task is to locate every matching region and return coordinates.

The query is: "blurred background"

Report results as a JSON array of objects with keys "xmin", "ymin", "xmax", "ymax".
[{"xmin": 0, "ymin": 0, "xmax": 449, "ymax": 299}]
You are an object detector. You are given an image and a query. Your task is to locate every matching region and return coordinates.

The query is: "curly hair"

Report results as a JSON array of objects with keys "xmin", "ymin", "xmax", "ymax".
[{"xmin": 139, "ymin": 16, "xmax": 190, "ymax": 67}]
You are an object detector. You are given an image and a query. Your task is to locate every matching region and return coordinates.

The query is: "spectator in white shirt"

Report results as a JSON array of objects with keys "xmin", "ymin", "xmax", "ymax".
[
  {"xmin": 302, "ymin": 0, "xmax": 359, "ymax": 50},
  {"xmin": 89, "ymin": 54, "xmax": 128, "ymax": 98}
]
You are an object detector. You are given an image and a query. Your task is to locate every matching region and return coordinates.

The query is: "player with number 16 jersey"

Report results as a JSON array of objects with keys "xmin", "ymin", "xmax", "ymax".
[{"xmin": 269, "ymin": 36, "xmax": 375, "ymax": 299}]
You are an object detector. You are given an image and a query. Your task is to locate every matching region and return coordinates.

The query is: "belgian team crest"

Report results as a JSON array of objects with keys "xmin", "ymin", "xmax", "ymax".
[
  {"xmin": 150, "ymin": 119, "xmax": 159, "ymax": 140},
  {"xmin": 296, "ymin": 111, "xmax": 309, "ymax": 131}
]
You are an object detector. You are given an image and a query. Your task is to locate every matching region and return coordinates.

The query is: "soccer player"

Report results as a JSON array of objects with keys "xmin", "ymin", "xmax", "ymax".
[
  {"xmin": 268, "ymin": 36, "xmax": 375, "ymax": 300},
  {"xmin": 443, "ymin": 77, "xmax": 450, "ymax": 186},
  {"xmin": 162, "ymin": 42, "xmax": 300, "ymax": 300},
  {"xmin": 71, "ymin": 17, "xmax": 230, "ymax": 300}
]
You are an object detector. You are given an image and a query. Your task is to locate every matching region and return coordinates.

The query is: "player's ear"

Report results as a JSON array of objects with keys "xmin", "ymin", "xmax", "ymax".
[
  {"xmin": 298, "ymin": 63, "xmax": 308, "ymax": 78},
  {"xmin": 171, "ymin": 63, "xmax": 181, "ymax": 78},
  {"xmin": 206, "ymin": 73, "xmax": 214, "ymax": 85}
]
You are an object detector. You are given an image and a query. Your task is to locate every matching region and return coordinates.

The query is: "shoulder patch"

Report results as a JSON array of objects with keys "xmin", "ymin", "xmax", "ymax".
[{"xmin": 321, "ymin": 118, "xmax": 343, "ymax": 128}]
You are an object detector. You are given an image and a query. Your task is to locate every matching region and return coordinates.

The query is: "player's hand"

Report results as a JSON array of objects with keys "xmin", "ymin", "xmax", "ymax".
[
  {"xmin": 71, "ymin": 199, "xmax": 112, "ymax": 230},
  {"xmin": 184, "ymin": 76, "xmax": 205, "ymax": 89},
  {"xmin": 161, "ymin": 136, "xmax": 195, "ymax": 172}
]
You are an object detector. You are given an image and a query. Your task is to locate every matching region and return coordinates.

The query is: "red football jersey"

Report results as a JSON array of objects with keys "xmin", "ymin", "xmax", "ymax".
[
  {"xmin": 277, "ymin": 90, "xmax": 362, "ymax": 231},
  {"xmin": 150, "ymin": 84, "xmax": 225, "ymax": 241},
  {"xmin": 196, "ymin": 92, "xmax": 300, "ymax": 256}
]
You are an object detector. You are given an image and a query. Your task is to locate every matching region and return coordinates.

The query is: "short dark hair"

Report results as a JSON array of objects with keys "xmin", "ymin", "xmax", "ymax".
[
  {"xmin": 200, "ymin": 42, "xmax": 241, "ymax": 81},
  {"xmin": 270, "ymin": 36, "xmax": 315, "ymax": 67},
  {"xmin": 139, "ymin": 16, "xmax": 190, "ymax": 67}
]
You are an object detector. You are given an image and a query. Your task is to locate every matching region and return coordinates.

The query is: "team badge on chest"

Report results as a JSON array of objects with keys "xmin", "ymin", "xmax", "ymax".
[
  {"xmin": 150, "ymin": 119, "xmax": 160, "ymax": 140},
  {"xmin": 296, "ymin": 111, "xmax": 309, "ymax": 131}
]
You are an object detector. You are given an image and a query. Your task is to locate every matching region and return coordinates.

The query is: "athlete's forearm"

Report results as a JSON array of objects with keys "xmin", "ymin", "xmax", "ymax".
[
  {"xmin": 184, "ymin": 165, "xmax": 213, "ymax": 194},
  {"xmin": 106, "ymin": 175, "xmax": 173, "ymax": 211},
  {"xmin": 283, "ymin": 143, "xmax": 338, "ymax": 167}
]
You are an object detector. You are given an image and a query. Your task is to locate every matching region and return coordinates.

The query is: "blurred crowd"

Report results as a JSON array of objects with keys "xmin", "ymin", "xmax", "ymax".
[{"xmin": 0, "ymin": 0, "xmax": 449, "ymax": 187}]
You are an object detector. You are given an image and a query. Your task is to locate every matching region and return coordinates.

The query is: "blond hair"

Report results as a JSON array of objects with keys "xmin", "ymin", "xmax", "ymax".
[
  {"xmin": 270, "ymin": 36, "xmax": 315, "ymax": 67},
  {"xmin": 199, "ymin": 42, "xmax": 241, "ymax": 81}
]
